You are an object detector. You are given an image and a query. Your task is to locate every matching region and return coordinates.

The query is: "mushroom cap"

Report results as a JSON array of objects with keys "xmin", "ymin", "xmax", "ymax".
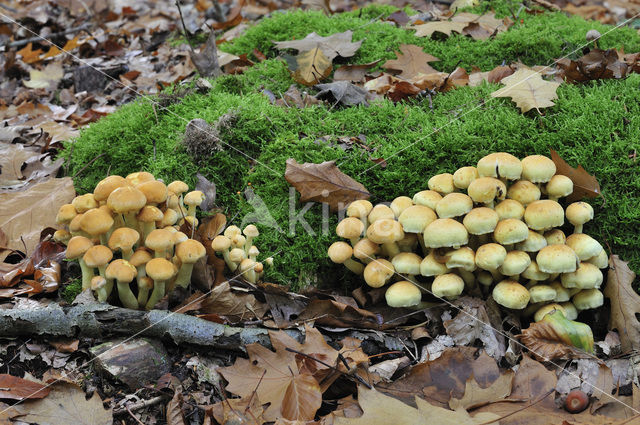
[
  {"xmin": 398, "ymin": 205, "xmax": 437, "ymax": 233},
  {"xmin": 538, "ymin": 244, "xmax": 580, "ymax": 276},
  {"xmin": 544, "ymin": 229, "xmax": 566, "ymax": 245},
  {"xmin": 254, "ymin": 262, "xmax": 264, "ymax": 274},
  {"xmin": 522, "ymin": 261, "xmax": 550, "ymax": 281},
  {"xmin": 586, "ymin": 29, "xmax": 601, "ymax": 41},
  {"xmin": 507, "ymin": 180, "xmax": 541, "ymax": 206},
  {"xmin": 467, "ymin": 177, "xmax": 507, "ymax": 204},
  {"xmin": 239, "ymin": 258, "xmax": 256, "ymax": 274},
  {"xmin": 368, "ymin": 204, "xmax": 395, "ymax": 224},
  {"xmin": 420, "ymin": 252, "xmax": 449, "ymax": 277},
  {"xmin": 390, "ymin": 196, "xmax": 414, "ymax": 218},
  {"xmin": 572, "ymin": 288, "xmax": 604, "ymax": 310},
  {"xmin": 173, "ymin": 232, "xmax": 189, "ymax": 246},
  {"xmin": 66, "ymin": 236, "xmax": 93, "ymax": 259},
  {"xmin": 94, "ymin": 175, "xmax": 129, "ymax": 202},
  {"xmin": 223, "ymin": 225, "xmax": 242, "ymax": 239},
  {"xmin": 445, "ymin": 247, "xmax": 476, "ymax": 272},
  {"xmin": 499, "ymin": 250, "xmax": 531, "ymax": 276},
  {"xmin": 53, "ymin": 229, "xmax": 71, "ymax": 244},
  {"xmin": 129, "ymin": 248, "xmax": 152, "ymax": 267},
  {"xmin": 91, "ymin": 275, "xmax": 107, "ymax": 291},
  {"xmin": 477, "ymin": 271, "xmax": 494, "ymax": 286},
  {"xmin": 392, "ymin": 252, "xmax": 422, "ymax": 275},
  {"xmin": 529, "ymin": 284, "xmax": 557, "ymax": 303},
  {"xmin": 385, "ymin": 281, "xmax": 422, "ymax": 307},
  {"xmin": 561, "ymin": 262, "xmax": 603, "ymax": 289},
  {"xmin": 560, "ymin": 302, "xmax": 578, "ymax": 320},
  {"xmin": 83, "ymin": 245, "xmax": 113, "ymax": 268},
  {"xmin": 463, "ymin": 207, "xmax": 499, "ymax": 235},
  {"xmin": 138, "ymin": 276, "xmax": 154, "ymax": 290},
  {"xmin": 367, "ymin": 219, "xmax": 405, "ymax": 245},
  {"xmin": 328, "ymin": 241, "xmax": 354, "ymax": 264},
  {"xmin": 550, "ymin": 281, "xmax": 571, "ymax": 302},
  {"xmin": 108, "ymin": 227, "xmax": 140, "ymax": 252},
  {"xmin": 336, "ymin": 217, "xmax": 365, "ymax": 240},
  {"xmin": 176, "ymin": 239, "xmax": 206, "ymax": 264},
  {"xmin": 353, "ymin": 238, "xmax": 380, "ymax": 262},
  {"xmin": 477, "ymin": 152, "xmax": 522, "ymax": 180},
  {"xmin": 56, "ymin": 204, "xmax": 77, "ymax": 224},
  {"xmin": 566, "ymin": 233, "xmax": 603, "ymax": 261},
  {"xmin": 80, "ymin": 208, "xmax": 114, "ymax": 236},
  {"xmin": 495, "ymin": 199, "xmax": 525, "ymax": 220},
  {"xmin": 524, "ymin": 200, "xmax": 564, "ymax": 230},
  {"xmin": 229, "ymin": 248, "xmax": 246, "ymax": 263},
  {"xmin": 436, "ymin": 193, "xmax": 473, "ymax": 219},
  {"xmin": 211, "ymin": 235, "xmax": 232, "ymax": 251},
  {"xmin": 521, "ymin": 155, "xmax": 556, "ymax": 183},
  {"xmin": 587, "ymin": 249, "xmax": 608, "ymax": 269},
  {"xmin": 534, "ymin": 303, "xmax": 566, "ymax": 322},
  {"xmin": 136, "ymin": 180, "xmax": 168, "ymax": 205},
  {"xmin": 547, "ymin": 175, "xmax": 573, "ymax": 199},
  {"xmin": 566, "ymin": 202, "xmax": 594, "ymax": 228},
  {"xmin": 397, "ymin": 233, "xmax": 419, "ymax": 252},
  {"xmin": 248, "ymin": 245, "xmax": 260, "ymax": 258},
  {"xmin": 243, "ymin": 224, "xmax": 259, "ymax": 238},
  {"xmin": 72, "ymin": 193, "xmax": 98, "ymax": 213},
  {"xmin": 428, "ymin": 173, "xmax": 455, "ymax": 194},
  {"xmin": 161, "ymin": 209, "xmax": 179, "ymax": 227},
  {"xmin": 69, "ymin": 213, "xmax": 84, "ymax": 234},
  {"xmin": 146, "ymin": 257, "xmax": 176, "ymax": 281},
  {"xmin": 494, "ymin": 219, "xmax": 529, "ymax": 245},
  {"xmin": 423, "ymin": 218, "xmax": 468, "ymax": 249},
  {"xmin": 412, "ymin": 190, "xmax": 442, "ymax": 210},
  {"xmin": 364, "ymin": 259, "xmax": 394, "ymax": 288},
  {"xmin": 126, "ymin": 171, "xmax": 155, "ymax": 186},
  {"xmin": 516, "ymin": 230, "xmax": 548, "ymax": 253},
  {"xmin": 137, "ymin": 205, "xmax": 164, "ymax": 223},
  {"xmin": 105, "ymin": 259, "xmax": 136, "ymax": 283},
  {"xmin": 347, "ymin": 200, "xmax": 373, "ymax": 219},
  {"xmin": 167, "ymin": 180, "xmax": 189, "ymax": 195},
  {"xmin": 184, "ymin": 190, "xmax": 205, "ymax": 207},
  {"xmin": 476, "ymin": 243, "xmax": 507, "ymax": 271},
  {"xmin": 145, "ymin": 228, "xmax": 175, "ymax": 253},
  {"xmin": 107, "ymin": 186, "xmax": 147, "ymax": 214},
  {"xmin": 492, "ymin": 280, "xmax": 530, "ymax": 309},
  {"xmin": 453, "ymin": 166, "xmax": 479, "ymax": 189},
  {"xmin": 432, "ymin": 273, "xmax": 465, "ymax": 298}
]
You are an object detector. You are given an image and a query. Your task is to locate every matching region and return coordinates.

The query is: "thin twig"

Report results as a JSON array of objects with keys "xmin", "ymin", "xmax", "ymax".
[
  {"xmin": 71, "ymin": 152, "xmax": 106, "ymax": 178},
  {"xmin": 476, "ymin": 389, "xmax": 554, "ymax": 425},
  {"xmin": 175, "ymin": 0, "xmax": 194, "ymax": 52},
  {"xmin": 286, "ymin": 348, "xmax": 372, "ymax": 389},
  {"xmin": 113, "ymin": 396, "xmax": 165, "ymax": 416},
  {"xmin": 125, "ymin": 405, "xmax": 145, "ymax": 425},
  {"xmin": 2, "ymin": 23, "xmax": 91, "ymax": 49},
  {"xmin": 0, "ymin": 3, "xmax": 18, "ymax": 13},
  {"xmin": 618, "ymin": 413, "xmax": 640, "ymax": 424}
]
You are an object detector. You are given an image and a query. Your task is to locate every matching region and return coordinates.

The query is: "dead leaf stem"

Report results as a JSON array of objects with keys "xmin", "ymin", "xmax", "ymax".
[{"xmin": 475, "ymin": 389, "xmax": 554, "ymax": 425}]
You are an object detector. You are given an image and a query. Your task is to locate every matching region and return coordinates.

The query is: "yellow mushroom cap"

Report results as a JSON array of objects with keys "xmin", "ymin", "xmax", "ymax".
[
  {"xmin": 145, "ymin": 228, "xmax": 175, "ymax": 253},
  {"xmin": 534, "ymin": 303, "xmax": 566, "ymax": 322},
  {"xmin": 346, "ymin": 200, "xmax": 373, "ymax": 219},
  {"xmin": 436, "ymin": 193, "xmax": 473, "ymax": 219},
  {"xmin": 211, "ymin": 235, "xmax": 232, "ymax": 251},
  {"xmin": 475, "ymin": 243, "xmax": 507, "ymax": 271},
  {"xmin": 107, "ymin": 186, "xmax": 147, "ymax": 214},
  {"xmin": 546, "ymin": 175, "xmax": 573, "ymax": 200},
  {"xmin": 398, "ymin": 205, "xmax": 437, "ymax": 233},
  {"xmin": 412, "ymin": 190, "xmax": 442, "ymax": 209},
  {"xmin": 91, "ymin": 275, "xmax": 107, "ymax": 291},
  {"xmin": 524, "ymin": 200, "xmax": 564, "ymax": 231},
  {"xmin": 550, "ymin": 281, "xmax": 571, "ymax": 302},
  {"xmin": 516, "ymin": 230, "xmax": 548, "ymax": 253},
  {"xmin": 453, "ymin": 166, "xmax": 479, "ymax": 190},
  {"xmin": 432, "ymin": 273, "xmax": 464, "ymax": 298},
  {"xmin": 499, "ymin": 250, "xmax": 531, "ymax": 276},
  {"xmin": 138, "ymin": 276, "xmax": 154, "ymax": 290},
  {"xmin": 521, "ymin": 155, "xmax": 556, "ymax": 183},
  {"xmin": 559, "ymin": 302, "xmax": 578, "ymax": 320},
  {"xmin": 83, "ymin": 245, "xmax": 113, "ymax": 268},
  {"xmin": 522, "ymin": 261, "xmax": 550, "ymax": 282},
  {"xmin": 529, "ymin": 284, "xmax": 557, "ymax": 303},
  {"xmin": 137, "ymin": 205, "xmax": 164, "ymax": 223},
  {"xmin": 544, "ymin": 229, "xmax": 566, "ymax": 245},
  {"xmin": 363, "ymin": 259, "xmax": 394, "ymax": 288},
  {"xmin": 445, "ymin": 247, "xmax": 476, "ymax": 272},
  {"xmin": 368, "ymin": 204, "xmax": 395, "ymax": 224},
  {"xmin": 80, "ymin": 208, "xmax": 114, "ymax": 236},
  {"xmin": 56, "ymin": 204, "xmax": 77, "ymax": 224},
  {"xmin": 477, "ymin": 152, "xmax": 522, "ymax": 180},
  {"xmin": 161, "ymin": 209, "xmax": 179, "ymax": 227},
  {"xmin": 94, "ymin": 175, "xmax": 129, "ymax": 202},
  {"xmin": 495, "ymin": 199, "xmax": 525, "ymax": 220},
  {"xmin": 336, "ymin": 217, "xmax": 365, "ymax": 240},
  {"xmin": 572, "ymin": 288, "xmax": 604, "ymax": 310},
  {"xmin": 587, "ymin": 249, "xmax": 608, "ymax": 269},
  {"xmin": 565, "ymin": 234, "xmax": 603, "ymax": 261},
  {"xmin": 328, "ymin": 241, "xmax": 354, "ymax": 264},
  {"xmin": 53, "ymin": 229, "xmax": 71, "ymax": 244},
  {"xmin": 176, "ymin": 239, "xmax": 206, "ymax": 264},
  {"xmin": 566, "ymin": 202, "xmax": 594, "ymax": 228},
  {"xmin": 136, "ymin": 180, "xmax": 168, "ymax": 205},
  {"xmin": 108, "ymin": 227, "xmax": 140, "ymax": 252},
  {"xmin": 105, "ymin": 259, "xmax": 136, "ymax": 283},
  {"xmin": 467, "ymin": 177, "xmax": 506, "ymax": 204},
  {"xmin": 69, "ymin": 213, "xmax": 84, "ymax": 234},
  {"xmin": 184, "ymin": 190, "xmax": 205, "ymax": 208},
  {"xmin": 420, "ymin": 251, "xmax": 449, "ymax": 277},
  {"xmin": 423, "ymin": 218, "xmax": 468, "ymax": 249},
  {"xmin": 129, "ymin": 248, "xmax": 152, "ymax": 268},
  {"xmin": 494, "ymin": 219, "xmax": 529, "ymax": 245},
  {"xmin": 224, "ymin": 225, "xmax": 242, "ymax": 239},
  {"xmin": 492, "ymin": 280, "xmax": 530, "ymax": 309},
  {"xmin": 353, "ymin": 239, "xmax": 380, "ymax": 262},
  {"xmin": 366, "ymin": 219, "xmax": 405, "ymax": 245},
  {"xmin": 507, "ymin": 180, "xmax": 541, "ymax": 206},
  {"xmin": 561, "ymin": 262, "xmax": 603, "ymax": 289},
  {"xmin": 243, "ymin": 224, "xmax": 259, "ymax": 238},
  {"xmin": 229, "ymin": 248, "xmax": 245, "ymax": 263},
  {"xmin": 390, "ymin": 196, "xmax": 414, "ymax": 218},
  {"xmin": 391, "ymin": 252, "xmax": 422, "ymax": 275},
  {"xmin": 385, "ymin": 281, "xmax": 422, "ymax": 307},
  {"xmin": 167, "ymin": 180, "xmax": 189, "ymax": 196},
  {"xmin": 428, "ymin": 173, "xmax": 455, "ymax": 194},
  {"xmin": 145, "ymin": 257, "xmax": 176, "ymax": 281},
  {"xmin": 66, "ymin": 236, "xmax": 94, "ymax": 259},
  {"xmin": 536, "ymin": 244, "xmax": 579, "ymax": 274},
  {"xmin": 125, "ymin": 172, "xmax": 155, "ymax": 186},
  {"xmin": 72, "ymin": 193, "xmax": 98, "ymax": 213},
  {"xmin": 463, "ymin": 207, "xmax": 499, "ymax": 235}
]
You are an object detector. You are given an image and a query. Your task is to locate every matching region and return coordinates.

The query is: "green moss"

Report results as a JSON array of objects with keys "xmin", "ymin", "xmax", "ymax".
[{"xmin": 61, "ymin": 278, "xmax": 82, "ymax": 303}]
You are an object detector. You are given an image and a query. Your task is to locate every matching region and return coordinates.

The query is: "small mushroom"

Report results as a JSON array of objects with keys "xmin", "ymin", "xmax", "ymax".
[
  {"xmin": 507, "ymin": 180, "xmax": 541, "ymax": 206},
  {"xmin": 328, "ymin": 242, "xmax": 364, "ymax": 275},
  {"xmin": 390, "ymin": 196, "xmax": 414, "ymax": 218},
  {"xmin": 336, "ymin": 217, "xmax": 365, "ymax": 246},
  {"xmin": 565, "ymin": 202, "xmax": 594, "ymax": 234},
  {"xmin": 492, "ymin": 280, "xmax": 530, "ymax": 309},
  {"xmin": 136, "ymin": 180, "xmax": 168, "ymax": 206},
  {"xmin": 363, "ymin": 259, "xmax": 394, "ymax": 288},
  {"xmin": 385, "ymin": 280, "xmax": 422, "ymax": 307},
  {"xmin": 137, "ymin": 276, "xmax": 154, "ymax": 308},
  {"xmin": 453, "ymin": 166, "xmax": 478, "ymax": 190},
  {"xmin": 130, "ymin": 247, "xmax": 152, "ymax": 282},
  {"xmin": 145, "ymin": 257, "xmax": 176, "ymax": 310},
  {"xmin": 107, "ymin": 186, "xmax": 147, "ymax": 229},
  {"xmin": 366, "ymin": 218, "xmax": 405, "ymax": 258},
  {"xmin": 428, "ymin": 173, "xmax": 455, "ymax": 195},
  {"xmin": 145, "ymin": 228, "xmax": 175, "ymax": 259},
  {"xmin": 66, "ymin": 236, "xmax": 94, "ymax": 290},
  {"xmin": 524, "ymin": 200, "xmax": 564, "ymax": 231},
  {"xmin": 521, "ymin": 155, "xmax": 556, "ymax": 185},
  {"xmin": 184, "ymin": 190, "xmax": 205, "ymax": 217},
  {"xmin": 224, "ymin": 225, "xmax": 242, "ymax": 239},
  {"xmin": 546, "ymin": 175, "xmax": 573, "ymax": 202},
  {"xmin": 391, "ymin": 252, "xmax": 422, "ymax": 280},
  {"xmin": 108, "ymin": 227, "xmax": 140, "ymax": 261},
  {"xmin": 83, "ymin": 245, "xmax": 113, "ymax": 280},
  {"xmin": 125, "ymin": 171, "xmax": 155, "ymax": 186},
  {"xmin": 475, "ymin": 243, "xmax": 507, "ymax": 281},
  {"xmin": 467, "ymin": 177, "xmax": 506, "ymax": 209},
  {"xmin": 173, "ymin": 239, "xmax": 206, "ymax": 288},
  {"xmin": 94, "ymin": 175, "xmax": 129, "ymax": 204},
  {"xmin": 412, "ymin": 190, "xmax": 442, "ymax": 209},
  {"xmin": 346, "ymin": 200, "xmax": 373, "ymax": 229},
  {"xmin": 432, "ymin": 273, "xmax": 465, "ymax": 299},
  {"xmin": 80, "ymin": 208, "xmax": 114, "ymax": 245},
  {"xmin": 72, "ymin": 193, "xmax": 98, "ymax": 213},
  {"xmin": 91, "ymin": 276, "xmax": 109, "ymax": 303},
  {"xmin": 137, "ymin": 205, "xmax": 164, "ymax": 239},
  {"xmin": 212, "ymin": 235, "xmax": 236, "ymax": 271},
  {"xmin": 106, "ymin": 259, "xmax": 138, "ymax": 310}
]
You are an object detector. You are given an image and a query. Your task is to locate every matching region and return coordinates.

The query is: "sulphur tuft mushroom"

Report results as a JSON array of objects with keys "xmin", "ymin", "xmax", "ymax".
[
  {"xmin": 385, "ymin": 280, "xmax": 422, "ymax": 307},
  {"xmin": 492, "ymin": 280, "xmax": 530, "ymax": 309},
  {"xmin": 346, "ymin": 200, "xmax": 373, "ymax": 229},
  {"xmin": 432, "ymin": 273, "xmax": 465, "ymax": 299},
  {"xmin": 184, "ymin": 190, "xmax": 205, "ymax": 217},
  {"xmin": 336, "ymin": 217, "xmax": 365, "ymax": 246},
  {"xmin": 173, "ymin": 239, "xmax": 206, "ymax": 288},
  {"xmin": 328, "ymin": 242, "xmax": 364, "ymax": 275},
  {"xmin": 145, "ymin": 257, "xmax": 176, "ymax": 310},
  {"xmin": 212, "ymin": 235, "xmax": 236, "ymax": 271},
  {"xmin": 363, "ymin": 259, "xmax": 394, "ymax": 288},
  {"xmin": 66, "ymin": 236, "xmax": 94, "ymax": 290},
  {"xmin": 243, "ymin": 225, "xmax": 259, "ymax": 254},
  {"xmin": 106, "ymin": 259, "xmax": 138, "ymax": 310}
]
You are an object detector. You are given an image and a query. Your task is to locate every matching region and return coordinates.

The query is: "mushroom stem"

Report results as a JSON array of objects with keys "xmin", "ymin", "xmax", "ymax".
[
  {"xmin": 458, "ymin": 269, "xmax": 476, "ymax": 287},
  {"xmin": 484, "ymin": 200, "xmax": 495, "ymax": 209},
  {"xmin": 145, "ymin": 280, "xmax": 166, "ymax": 310},
  {"xmin": 99, "ymin": 234, "xmax": 109, "ymax": 246},
  {"xmin": 574, "ymin": 224, "xmax": 584, "ymax": 234},
  {"xmin": 117, "ymin": 281, "xmax": 139, "ymax": 310},
  {"xmin": 121, "ymin": 248, "xmax": 134, "ymax": 261},
  {"xmin": 220, "ymin": 249, "xmax": 237, "ymax": 271},
  {"xmin": 488, "ymin": 268, "xmax": 502, "ymax": 281},
  {"xmin": 142, "ymin": 222, "xmax": 156, "ymax": 241},
  {"xmin": 417, "ymin": 234, "xmax": 427, "ymax": 255},
  {"xmin": 173, "ymin": 263, "xmax": 195, "ymax": 288},
  {"xmin": 79, "ymin": 259, "xmax": 94, "ymax": 291},
  {"xmin": 349, "ymin": 237, "xmax": 361, "ymax": 247},
  {"xmin": 113, "ymin": 214, "xmax": 125, "ymax": 229},
  {"xmin": 344, "ymin": 259, "xmax": 364, "ymax": 275},
  {"xmin": 124, "ymin": 212, "xmax": 138, "ymax": 230},
  {"xmin": 187, "ymin": 204, "xmax": 198, "ymax": 217},
  {"xmin": 105, "ymin": 278, "xmax": 114, "ymax": 299},
  {"xmin": 382, "ymin": 242, "xmax": 401, "ymax": 259},
  {"xmin": 244, "ymin": 236, "xmax": 254, "ymax": 255},
  {"xmin": 95, "ymin": 286, "xmax": 108, "ymax": 302},
  {"xmin": 137, "ymin": 286, "xmax": 150, "ymax": 308}
]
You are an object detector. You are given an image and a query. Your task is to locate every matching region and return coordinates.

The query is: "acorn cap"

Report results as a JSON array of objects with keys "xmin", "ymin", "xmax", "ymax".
[
  {"xmin": 368, "ymin": 204, "xmax": 395, "ymax": 224},
  {"xmin": 107, "ymin": 186, "xmax": 147, "ymax": 214},
  {"xmin": 453, "ymin": 166, "xmax": 479, "ymax": 189},
  {"xmin": 544, "ymin": 229, "xmax": 566, "ymax": 245},
  {"xmin": 167, "ymin": 180, "xmax": 189, "ymax": 195},
  {"xmin": 477, "ymin": 152, "xmax": 522, "ymax": 180},
  {"xmin": 537, "ymin": 245, "xmax": 578, "ymax": 273},
  {"xmin": 72, "ymin": 193, "xmax": 98, "ymax": 213},
  {"xmin": 184, "ymin": 190, "xmax": 205, "ymax": 208},
  {"xmin": 475, "ymin": 243, "xmax": 507, "ymax": 271},
  {"xmin": 412, "ymin": 190, "xmax": 442, "ymax": 209},
  {"xmin": 494, "ymin": 219, "xmax": 529, "ymax": 245},
  {"xmin": 436, "ymin": 193, "xmax": 473, "ymax": 219},
  {"xmin": 524, "ymin": 200, "xmax": 564, "ymax": 231},
  {"xmin": 550, "ymin": 281, "xmax": 571, "ymax": 302},
  {"xmin": 467, "ymin": 177, "xmax": 506, "ymax": 204},
  {"xmin": 529, "ymin": 284, "xmax": 557, "ymax": 303},
  {"xmin": 463, "ymin": 207, "xmax": 499, "ymax": 235},
  {"xmin": 336, "ymin": 217, "xmax": 365, "ymax": 240},
  {"xmin": 80, "ymin": 208, "xmax": 114, "ymax": 236},
  {"xmin": 353, "ymin": 239, "xmax": 380, "ymax": 262},
  {"xmin": 145, "ymin": 228, "xmax": 175, "ymax": 253},
  {"xmin": 328, "ymin": 241, "xmax": 354, "ymax": 264},
  {"xmin": 561, "ymin": 262, "xmax": 603, "ymax": 289},
  {"xmin": 560, "ymin": 302, "xmax": 578, "ymax": 320},
  {"xmin": 432, "ymin": 273, "xmax": 464, "ymax": 298},
  {"xmin": 566, "ymin": 202, "xmax": 594, "ymax": 229},
  {"xmin": 507, "ymin": 180, "xmax": 541, "ymax": 206},
  {"xmin": 137, "ymin": 205, "xmax": 164, "ymax": 223},
  {"xmin": 108, "ymin": 227, "xmax": 140, "ymax": 252},
  {"xmin": 83, "ymin": 245, "xmax": 113, "ymax": 268},
  {"xmin": 572, "ymin": 288, "xmax": 604, "ymax": 310},
  {"xmin": 66, "ymin": 236, "xmax": 93, "ymax": 259},
  {"xmin": 392, "ymin": 252, "xmax": 422, "ymax": 275},
  {"xmin": 492, "ymin": 280, "xmax": 530, "ymax": 309},
  {"xmin": 176, "ymin": 239, "xmax": 206, "ymax": 264},
  {"xmin": 495, "ymin": 199, "xmax": 525, "ymax": 220},
  {"xmin": 420, "ymin": 251, "xmax": 449, "ymax": 276},
  {"xmin": 364, "ymin": 259, "xmax": 394, "ymax": 288},
  {"xmin": 587, "ymin": 249, "xmax": 608, "ymax": 269},
  {"xmin": 347, "ymin": 200, "xmax": 373, "ymax": 219},
  {"xmin": 94, "ymin": 175, "xmax": 129, "ymax": 202},
  {"xmin": 106, "ymin": 259, "xmax": 136, "ymax": 283},
  {"xmin": 136, "ymin": 180, "xmax": 168, "ymax": 205},
  {"xmin": 129, "ymin": 248, "xmax": 152, "ymax": 267},
  {"xmin": 499, "ymin": 250, "xmax": 531, "ymax": 276},
  {"xmin": 126, "ymin": 171, "xmax": 155, "ymax": 186},
  {"xmin": 522, "ymin": 261, "xmax": 550, "ymax": 281},
  {"xmin": 229, "ymin": 248, "xmax": 246, "ymax": 263},
  {"xmin": 521, "ymin": 155, "xmax": 556, "ymax": 183},
  {"xmin": 211, "ymin": 235, "xmax": 232, "ymax": 251},
  {"xmin": 428, "ymin": 173, "xmax": 455, "ymax": 194},
  {"xmin": 566, "ymin": 233, "xmax": 603, "ymax": 261},
  {"xmin": 423, "ymin": 218, "xmax": 468, "ymax": 248},
  {"xmin": 56, "ymin": 204, "xmax": 77, "ymax": 224},
  {"xmin": 534, "ymin": 303, "xmax": 566, "ymax": 322},
  {"xmin": 398, "ymin": 205, "xmax": 437, "ymax": 233},
  {"xmin": 547, "ymin": 175, "xmax": 573, "ymax": 200},
  {"xmin": 385, "ymin": 281, "xmax": 422, "ymax": 307},
  {"xmin": 146, "ymin": 257, "xmax": 176, "ymax": 281},
  {"xmin": 446, "ymin": 247, "xmax": 476, "ymax": 272},
  {"xmin": 390, "ymin": 196, "xmax": 414, "ymax": 218},
  {"xmin": 224, "ymin": 225, "xmax": 242, "ymax": 239},
  {"xmin": 91, "ymin": 276, "xmax": 107, "ymax": 291},
  {"xmin": 366, "ymin": 219, "xmax": 405, "ymax": 244},
  {"xmin": 243, "ymin": 224, "xmax": 259, "ymax": 238},
  {"xmin": 516, "ymin": 229, "xmax": 548, "ymax": 252}
]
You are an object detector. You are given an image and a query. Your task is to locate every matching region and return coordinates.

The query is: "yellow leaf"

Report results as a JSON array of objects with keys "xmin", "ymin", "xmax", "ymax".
[
  {"xmin": 491, "ymin": 68, "xmax": 561, "ymax": 113},
  {"xmin": 292, "ymin": 47, "xmax": 332, "ymax": 86},
  {"xmin": 23, "ymin": 63, "xmax": 64, "ymax": 89}
]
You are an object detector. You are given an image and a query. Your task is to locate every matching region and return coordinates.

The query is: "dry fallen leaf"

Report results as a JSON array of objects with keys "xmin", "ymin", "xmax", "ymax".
[
  {"xmin": 274, "ymin": 31, "xmax": 362, "ymax": 61},
  {"xmin": 290, "ymin": 47, "xmax": 333, "ymax": 86},
  {"xmin": 491, "ymin": 68, "xmax": 561, "ymax": 113},
  {"xmin": 557, "ymin": 48, "xmax": 629, "ymax": 83},
  {"xmin": 410, "ymin": 21, "xmax": 468, "ymax": 37},
  {"xmin": 550, "ymin": 149, "xmax": 602, "ymax": 202},
  {"xmin": 167, "ymin": 388, "xmax": 186, "ymax": 425},
  {"xmin": 0, "ymin": 374, "xmax": 50, "ymax": 400},
  {"xmin": 449, "ymin": 371, "xmax": 515, "ymax": 410},
  {"xmin": 206, "ymin": 395, "xmax": 266, "ymax": 425},
  {"xmin": 285, "ymin": 159, "xmax": 370, "ymax": 211},
  {"xmin": 383, "ymin": 44, "xmax": 440, "ymax": 80},
  {"xmin": 23, "ymin": 63, "xmax": 64, "ymax": 89},
  {"xmin": 603, "ymin": 255, "xmax": 640, "ymax": 352},
  {"xmin": 314, "ymin": 81, "xmax": 370, "ymax": 106}
]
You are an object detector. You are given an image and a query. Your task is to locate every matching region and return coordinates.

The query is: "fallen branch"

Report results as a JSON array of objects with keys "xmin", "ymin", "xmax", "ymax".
[{"xmin": 2, "ymin": 23, "xmax": 92, "ymax": 49}]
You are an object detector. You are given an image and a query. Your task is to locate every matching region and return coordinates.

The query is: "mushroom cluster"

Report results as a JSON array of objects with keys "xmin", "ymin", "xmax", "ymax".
[
  {"xmin": 56, "ymin": 172, "xmax": 208, "ymax": 310},
  {"xmin": 329, "ymin": 153, "xmax": 608, "ymax": 322}
]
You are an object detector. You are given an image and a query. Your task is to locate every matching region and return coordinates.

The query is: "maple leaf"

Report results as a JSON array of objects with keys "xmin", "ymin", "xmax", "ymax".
[
  {"xmin": 550, "ymin": 149, "xmax": 602, "ymax": 202},
  {"xmin": 491, "ymin": 68, "xmax": 561, "ymax": 113},
  {"xmin": 603, "ymin": 255, "xmax": 640, "ymax": 352},
  {"xmin": 383, "ymin": 44, "xmax": 440, "ymax": 80},
  {"xmin": 410, "ymin": 21, "xmax": 467, "ymax": 37},
  {"xmin": 285, "ymin": 158, "xmax": 370, "ymax": 211},
  {"xmin": 289, "ymin": 47, "xmax": 332, "ymax": 86},
  {"xmin": 274, "ymin": 31, "xmax": 362, "ymax": 61},
  {"xmin": 16, "ymin": 43, "xmax": 44, "ymax": 64},
  {"xmin": 451, "ymin": 12, "xmax": 513, "ymax": 40}
]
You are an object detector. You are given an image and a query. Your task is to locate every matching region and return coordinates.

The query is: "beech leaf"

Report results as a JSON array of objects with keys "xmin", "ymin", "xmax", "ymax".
[
  {"xmin": 289, "ymin": 47, "xmax": 333, "ymax": 86},
  {"xmin": 603, "ymin": 255, "xmax": 640, "ymax": 352},
  {"xmin": 284, "ymin": 158, "xmax": 370, "ymax": 211},
  {"xmin": 491, "ymin": 68, "xmax": 561, "ymax": 113},
  {"xmin": 383, "ymin": 44, "xmax": 440, "ymax": 80},
  {"xmin": 274, "ymin": 31, "xmax": 362, "ymax": 61},
  {"xmin": 550, "ymin": 149, "xmax": 602, "ymax": 202}
]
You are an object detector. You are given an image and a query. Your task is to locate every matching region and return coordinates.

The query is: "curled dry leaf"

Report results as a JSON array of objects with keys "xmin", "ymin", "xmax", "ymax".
[
  {"xmin": 557, "ymin": 48, "xmax": 629, "ymax": 83},
  {"xmin": 290, "ymin": 47, "xmax": 333, "ymax": 86},
  {"xmin": 274, "ymin": 31, "xmax": 362, "ymax": 61},
  {"xmin": 603, "ymin": 255, "xmax": 640, "ymax": 352},
  {"xmin": 491, "ymin": 68, "xmax": 561, "ymax": 113},
  {"xmin": 550, "ymin": 149, "xmax": 602, "ymax": 202}
]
